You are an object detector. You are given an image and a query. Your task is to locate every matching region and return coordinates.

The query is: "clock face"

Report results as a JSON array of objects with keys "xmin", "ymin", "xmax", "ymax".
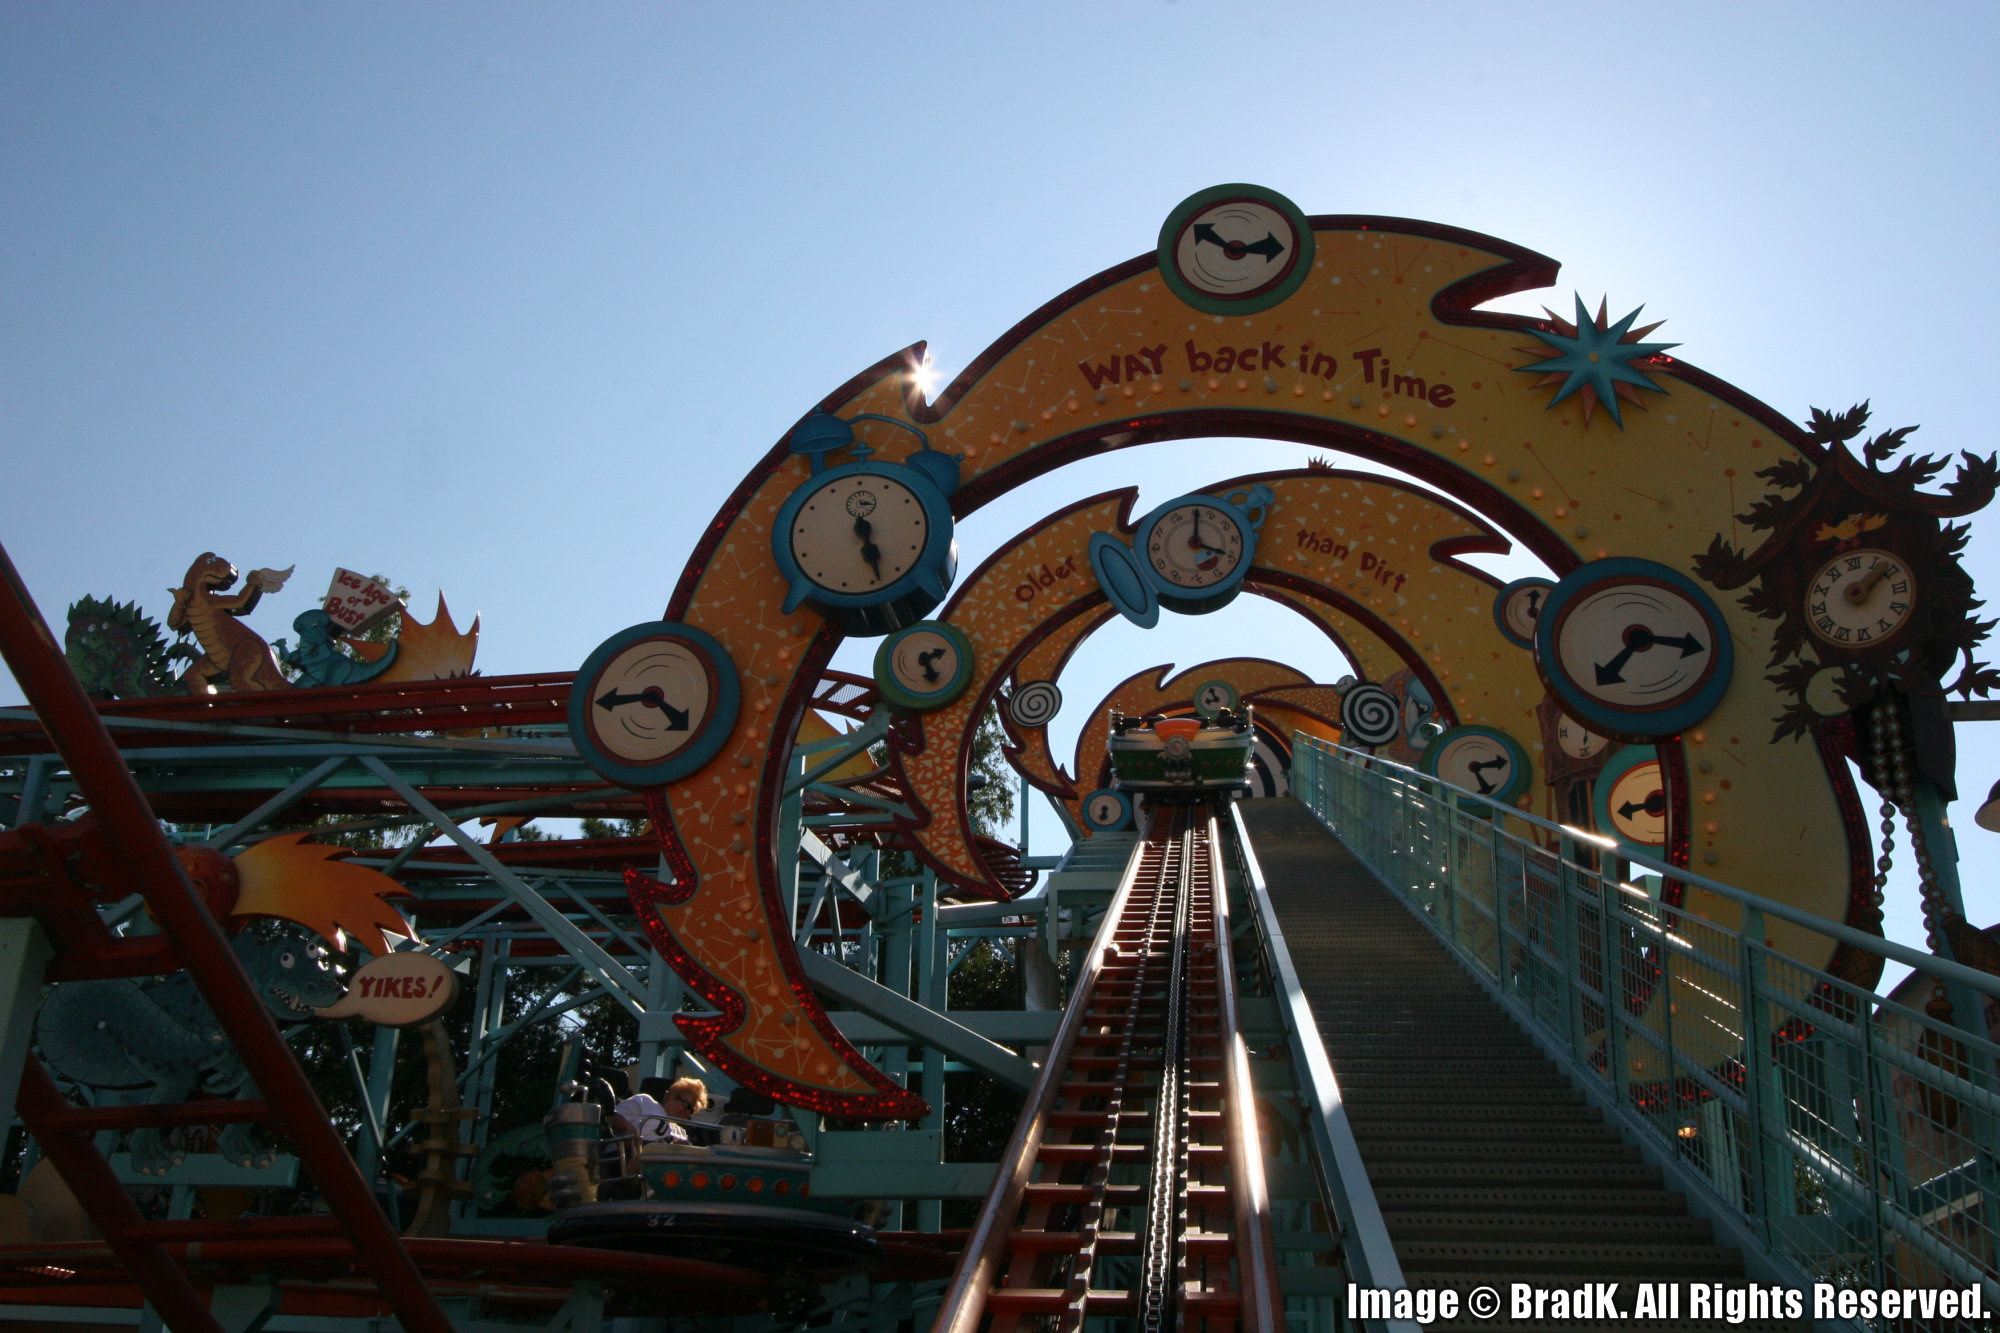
[
  {"xmin": 569, "ymin": 621, "xmax": 740, "ymax": 788},
  {"xmin": 1157, "ymin": 184, "xmax": 1315, "ymax": 314},
  {"xmin": 1194, "ymin": 679, "xmax": 1239, "ymax": 718},
  {"xmin": 1082, "ymin": 788, "xmax": 1133, "ymax": 832},
  {"xmin": 873, "ymin": 621, "xmax": 973, "ymax": 712},
  {"xmin": 1494, "ymin": 577, "xmax": 1557, "ymax": 650},
  {"xmin": 1556, "ymin": 714, "xmax": 1611, "ymax": 761},
  {"xmin": 789, "ymin": 472, "xmax": 929, "ymax": 595},
  {"xmin": 1596, "ymin": 746, "xmax": 1668, "ymax": 849},
  {"xmin": 1806, "ymin": 548, "xmax": 1916, "ymax": 649},
  {"xmin": 1144, "ymin": 502, "xmax": 1246, "ymax": 591},
  {"xmin": 1537, "ymin": 558, "xmax": 1734, "ymax": 739},
  {"xmin": 1421, "ymin": 725, "xmax": 1530, "ymax": 803}
]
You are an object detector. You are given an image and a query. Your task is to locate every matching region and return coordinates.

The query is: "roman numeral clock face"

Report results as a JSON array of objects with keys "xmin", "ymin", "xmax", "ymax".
[
  {"xmin": 1806, "ymin": 549, "xmax": 1916, "ymax": 648},
  {"xmin": 1145, "ymin": 503, "xmax": 1244, "ymax": 591}
]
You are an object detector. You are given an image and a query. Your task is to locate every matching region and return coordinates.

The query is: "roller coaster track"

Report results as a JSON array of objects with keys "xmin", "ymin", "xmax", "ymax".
[{"xmin": 940, "ymin": 804, "xmax": 1281, "ymax": 1332}]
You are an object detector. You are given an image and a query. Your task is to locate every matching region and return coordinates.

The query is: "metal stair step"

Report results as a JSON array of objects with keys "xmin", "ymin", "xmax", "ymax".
[
  {"xmin": 1383, "ymin": 1213, "xmax": 1716, "ymax": 1245},
  {"xmin": 1358, "ymin": 1140, "xmax": 1639, "ymax": 1164},
  {"xmin": 1362, "ymin": 1161, "xmax": 1663, "ymax": 1189},
  {"xmin": 1373, "ymin": 1186, "xmax": 1690, "ymax": 1215},
  {"xmin": 1396, "ymin": 1240, "xmax": 1743, "ymax": 1277},
  {"xmin": 1346, "ymin": 1104, "xmax": 1604, "ymax": 1126}
]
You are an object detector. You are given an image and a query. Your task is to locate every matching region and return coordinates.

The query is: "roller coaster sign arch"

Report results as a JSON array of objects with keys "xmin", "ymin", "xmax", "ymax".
[{"xmin": 571, "ymin": 183, "xmax": 1988, "ymax": 1119}]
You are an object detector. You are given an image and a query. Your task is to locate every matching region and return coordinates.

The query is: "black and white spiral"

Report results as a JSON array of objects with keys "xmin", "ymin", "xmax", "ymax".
[
  {"xmin": 1009, "ymin": 680, "xmax": 1062, "ymax": 729},
  {"xmin": 1340, "ymin": 683, "xmax": 1400, "ymax": 747}
]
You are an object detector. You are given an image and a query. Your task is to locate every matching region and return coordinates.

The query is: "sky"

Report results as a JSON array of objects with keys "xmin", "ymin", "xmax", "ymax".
[{"xmin": 4, "ymin": 3, "xmax": 1998, "ymax": 977}]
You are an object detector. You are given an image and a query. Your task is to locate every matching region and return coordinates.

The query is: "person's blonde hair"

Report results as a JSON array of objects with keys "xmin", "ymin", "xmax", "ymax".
[{"xmin": 667, "ymin": 1077, "xmax": 709, "ymax": 1112}]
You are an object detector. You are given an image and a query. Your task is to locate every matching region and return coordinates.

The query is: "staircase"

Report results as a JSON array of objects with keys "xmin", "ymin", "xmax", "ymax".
[{"xmin": 1238, "ymin": 798, "xmax": 1799, "ymax": 1331}]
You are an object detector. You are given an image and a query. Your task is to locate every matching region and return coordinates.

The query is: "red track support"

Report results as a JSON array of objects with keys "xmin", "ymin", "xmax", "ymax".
[{"xmin": 0, "ymin": 543, "xmax": 457, "ymax": 1333}]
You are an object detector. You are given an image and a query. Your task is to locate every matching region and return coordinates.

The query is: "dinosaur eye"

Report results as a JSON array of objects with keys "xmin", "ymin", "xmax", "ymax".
[{"xmin": 279, "ymin": 951, "xmax": 296, "ymax": 969}]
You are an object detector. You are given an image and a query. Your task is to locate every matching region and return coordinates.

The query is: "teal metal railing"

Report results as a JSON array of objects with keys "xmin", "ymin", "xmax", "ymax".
[{"xmin": 1291, "ymin": 735, "xmax": 2000, "ymax": 1322}]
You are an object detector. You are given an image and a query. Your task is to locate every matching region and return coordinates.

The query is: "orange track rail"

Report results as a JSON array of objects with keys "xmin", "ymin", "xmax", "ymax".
[{"xmin": 940, "ymin": 808, "xmax": 1280, "ymax": 1331}]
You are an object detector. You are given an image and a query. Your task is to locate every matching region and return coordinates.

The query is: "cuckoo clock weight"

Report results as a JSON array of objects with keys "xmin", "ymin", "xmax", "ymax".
[{"xmin": 773, "ymin": 410, "xmax": 961, "ymax": 638}]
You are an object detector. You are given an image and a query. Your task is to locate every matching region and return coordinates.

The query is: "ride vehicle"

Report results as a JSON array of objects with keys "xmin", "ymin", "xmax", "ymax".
[{"xmin": 1106, "ymin": 706, "xmax": 1256, "ymax": 796}]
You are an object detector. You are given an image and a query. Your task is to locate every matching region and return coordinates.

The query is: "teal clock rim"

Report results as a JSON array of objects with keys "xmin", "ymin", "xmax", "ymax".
[
  {"xmin": 1533, "ymin": 556, "xmax": 1734, "ymax": 739},
  {"xmin": 1089, "ymin": 532, "xmax": 1160, "ymax": 628},
  {"xmin": 1155, "ymin": 183, "xmax": 1316, "ymax": 317},
  {"xmin": 569, "ymin": 620, "xmax": 741, "ymax": 790},
  {"xmin": 1493, "ymin": 576, "xmax": 1556, "ymax": 650},
  {"xmin": 1418, "ymin": 724, "xmax": 1531, "ymax": 804},
  {"xmin": 1133, "ymin": 492, "xmax": 1257, "ymax": 605},
  {"xmin": 1081, "ymin": 787, "xmax": 1133, "ymax": 832},
  {"xmin": 1192, "ymin": 678, "xmax": 1240, "ymax": 718},
  {"xmin": 771, "ymin": 458, "xmax": 957, "ymax": 614},
  {"xmin": 1593, "ymin": 743, "xmax": 1667, "ymax": 852},
  {"xmin": 873, "ymin": 621, "xmax": 975, "ymax": 713}
]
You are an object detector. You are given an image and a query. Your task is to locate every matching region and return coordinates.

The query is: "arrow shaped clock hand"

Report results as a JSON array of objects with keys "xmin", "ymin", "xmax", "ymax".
[
  {"xmin": 595, "ymin": 685, "xmax": 690, "ymax": 730},
  {"xmin": 1617, "ymin": 791, "xmax": 1667, "ymax": 821},
  {"xmin": 1594, "ymin": 625, "xmax": 1706, "ymax": 685},
  {"xmin": 1466, "ymin": 756, "xmax": 1509, "ymax": 794},
  {"xmin": 1192, "ymin": 224, "xmax": 1287, "ymax": 263},
  {"xmin": 916, "ymin": 647, "xmax": 946, "ymax": 683}
]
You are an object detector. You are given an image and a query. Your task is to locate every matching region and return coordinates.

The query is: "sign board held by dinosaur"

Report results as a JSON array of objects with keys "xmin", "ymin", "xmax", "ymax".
[{"xmin": 323, "ymin": 568, "xmax": 403, "ymax": 635}]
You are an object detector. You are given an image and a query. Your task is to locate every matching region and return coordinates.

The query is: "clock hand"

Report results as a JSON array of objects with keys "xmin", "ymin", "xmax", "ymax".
[
  {"xmin": 1466, "ymin": 756, "xmax": 1509, "ymax": 794},
  {"xmin": 1593, "ymin": 625, "xmax": 1706, "ymax": 686},
  {"xmin": 853, "ymin": 515, "xmax": 883, "ymax": 582},
  {"xmin": 1843, "ymin": 562, "xmax": 1897, "ymax": 605},
  {"xmin": 595, "ymin": 685, "xmax": 690, "ymax": 730},
  {"xmin": 1191, "ymin": 223, "xmax": 1287, "ymax": 263},
  {"xmin": 1617, "ymin": 790, "xmax": 1667, "ymax": 820},
  {"xmin": 916, "ymin": 646, "xmax": 947, "ymax": 683}
]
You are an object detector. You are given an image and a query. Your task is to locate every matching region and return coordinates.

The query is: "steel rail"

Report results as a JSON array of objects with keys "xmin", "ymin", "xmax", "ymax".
[
  {"xmin": 0, "ymin": 542, "xmax": 457, "ymax": 1333},
  {"xmin": 937, "ymin": 807, "xmax": 1170, "ymax": 1329},
  {"xmin": 1205, "ymin": 813, "xmax": 1284, "ymax": 1332},
  {"xmin": 1137, "ymin": 824, "xmax": 1192, "ymax": 1333}
]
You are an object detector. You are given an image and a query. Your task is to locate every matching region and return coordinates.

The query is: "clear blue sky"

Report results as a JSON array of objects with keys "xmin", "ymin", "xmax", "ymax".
[{"xmin": 4, "ymin": 3, "xmax": 1998, "ymax": 964}]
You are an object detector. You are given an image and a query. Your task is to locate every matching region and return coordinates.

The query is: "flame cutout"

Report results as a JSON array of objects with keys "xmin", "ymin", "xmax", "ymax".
[
  {"xmin": 373, "ymin": 593, "xmax": 479, "ymax": 683},
  {"xmin": 231, "ymin": 833, "xmax": 418, "ymax": 958}
]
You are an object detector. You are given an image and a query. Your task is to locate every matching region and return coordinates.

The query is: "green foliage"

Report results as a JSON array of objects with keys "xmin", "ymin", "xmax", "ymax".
[
  {"xmin": 966, "ymin": 706, "xmax": 1014, "ymax": 840},
  {"xmin": 580, "ymin": 817, "xmax": 647, "ymax": 839}
]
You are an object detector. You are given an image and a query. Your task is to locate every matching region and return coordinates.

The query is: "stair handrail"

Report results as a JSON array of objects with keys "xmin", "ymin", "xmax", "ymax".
[
  {"xmin": 1290, "ymin": 733, "xmax": 2000, "ymax": 1317},
  {"xmin": 1226, "ymin": 801, "xmax": 1417, "ymax": 1331}
]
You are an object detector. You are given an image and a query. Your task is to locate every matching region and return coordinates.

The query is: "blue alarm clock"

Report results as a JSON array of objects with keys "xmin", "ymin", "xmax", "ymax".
[{"xmin": 772, "ymin": 410, "xmax": 961, "ymax": 639}]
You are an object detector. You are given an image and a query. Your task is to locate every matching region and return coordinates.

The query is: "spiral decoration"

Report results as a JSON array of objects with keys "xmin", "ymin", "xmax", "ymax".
[
  {"xmin": 1340, "ymin": 682, "xmax": 1401, "ymax": 747},
  {"xmin": 1009, "ymin": 680, "xmax": 1063, "ymax": 729}
]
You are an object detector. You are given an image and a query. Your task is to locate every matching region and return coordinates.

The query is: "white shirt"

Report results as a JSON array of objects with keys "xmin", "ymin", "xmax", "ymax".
[{"xmin": 612, "ymin": 1093, "xmax": 685, "ymax": 1142}]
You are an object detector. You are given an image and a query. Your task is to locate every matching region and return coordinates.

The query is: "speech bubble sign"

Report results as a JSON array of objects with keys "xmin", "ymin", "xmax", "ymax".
[{"xmin": 315, "ymin": 951, "xmax": 457, "ymax": 1027}]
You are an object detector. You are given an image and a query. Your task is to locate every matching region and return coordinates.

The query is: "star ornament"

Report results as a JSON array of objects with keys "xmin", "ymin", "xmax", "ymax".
[{"xmin": 1516, "ymin": 295, "xmax": 1679, "ymax": 427}]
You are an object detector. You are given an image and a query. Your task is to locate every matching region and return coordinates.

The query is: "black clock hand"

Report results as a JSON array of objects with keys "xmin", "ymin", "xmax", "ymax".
[
  {"xmin": 1192, "ymin": 223, "xmax": 1286, "ymax": 263},
  {"xmin": 595, "ymin": 685, "xmax": 690, "ymax": 730},
  {"xmin": 853, "ymin": 515, "xmax": 883, "ymax": 582},
  {"xmin": 1617, "ymin": 790, "xmax": 1668, "ymax": 821},
  {"xmin": 1593, "ymin": 625, "xmax": 1705, "ymax": 685},
  {"xmin": 916, "ymin": 646, "xmax": 947, "ymax": 683},
  {"xmin": 1466, "ymin": 756, "xmax": 1509, "ymax": 793}
]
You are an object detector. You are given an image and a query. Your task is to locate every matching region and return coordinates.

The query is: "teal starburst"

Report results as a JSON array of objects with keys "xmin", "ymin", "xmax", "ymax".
[{"xmin": 1517, "ymin": 295, "xmax": 1679, "ymax": 428}]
